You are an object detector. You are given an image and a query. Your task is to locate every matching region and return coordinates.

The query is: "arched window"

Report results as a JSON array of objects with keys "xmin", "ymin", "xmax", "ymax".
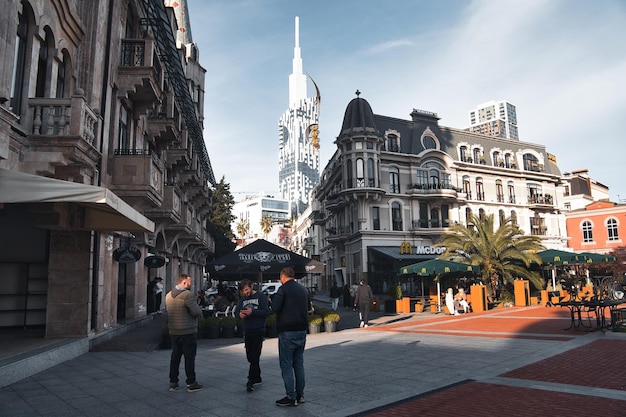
[
  {"xmin": 479, "ymin": 208, "xmax": 486, "ymax": 220},
  {"xmin": 510, "ymin": 211, "xmax": 517, "ymax": 226},
  {"xmin": 496, "ymin": 180, "xmax": 504, "ymax": 202},
  {"xmin": 493, "ymin": 151, "xmax": 503, "ymax": 167},
  {"xmin": 389, "ymin": 167, "xmax": 400, "ymax": 193},
  {"xmin": 523, "ymin": 153, "xmax": 540, "ymax": 172},
  {"xmin": 465, "ymin": 208, "xmax": 474, "ymax": 228},
  {"xmin": 391, "ymin": 202, "xmax": 402, "ymax": 231},
  {"xmin": 499, "ymin": 209, "xmax": 506, "ymax": 225},
  {"xmin": 56, "ymin": 50, "xmax": 71, "ymax": 98},
  {"xmin": 460, "ymin": 146, "xmax": 470, "ymax": 162},
  {"xmin": 582, "ymin": 221, "xmax": 593, "ymax": 243},
  {"xmin": 367, "ymin": 158, "xmax": 375, "ymax": 187},
  {"xmin": 476, "ymin": 177, "xmax": 485, "ymax": 200},
  {"xmin": 10, "ymin": 6, "xmax": 30, "ymax": 114},
  {"xmin": 462, "ymin": 175, "xmax": 471, "ymax": 199},
  {"xmin": 423, "ymin": 136, "xmax": 437, "ymax": 149},
  {"xmin": 607, "ymin": 218, "xmax": 619, "ymax": 241},
  {"xmin": 35, "ymin": 27, "xmax": 54, "ymax": 98},
  {"xmin": 508, "ymin": 181, "xmax": 516, "ymax": 204},
  {"xmin": 386, "ymin": 134, "xmax": 399, "ymax": 152},
  {"xmin": 473, "ymin": 148, "xmax": 482, "ymax": 164},
  {"xmin": 356, "ymin": 158, "xmax": 365, "ymax": 187}
]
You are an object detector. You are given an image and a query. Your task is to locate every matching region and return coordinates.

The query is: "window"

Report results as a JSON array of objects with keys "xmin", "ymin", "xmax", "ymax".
[
  {"xmin": 430, "ymin": 208, "xmax": 440, "ymax": 227},
  {"xmin": 508, "ymin": 182, "xmax": 516, "ymax": 204},
  {"xmin": 118, "ymin": 105, "xmax": 130, "ymax": 150},
  {"xmin": 36, "ymin": 28, "xmax": 53, "ymax": 98},
  {"xmin": 479, "ymin": 208, "xmax": 486, "ymax": 220},
  {"xmin": 419, "ymin": 203, "xmax": 428, "ymax": 228},
  {"xmin": 367, "ymin": 158, "xmax": 375, "ymax": 187},
  {"xmin": 582, "ymin": 221, "xmax": 593, "ymax": 243},
  {"xmin": 504, "ymin": 153, "xmax": 513, "ymax": 168},
  {"xmin": 493, "ymin": 151, "xmax": 503, "ymax": 167},
  {"xmin": 465, "ymin": 208, "xmax": 474, "ymax": 228},
  {"xmin": 496, "ymin": 180, "xmax": 504, "ymax": 203},
  {"xmin": 10, "ymin": 7, "xmax": 29, "ymax": 114},
  {"xmin": 441, "ymin": 204, "xmax": 450, "ymax": 227},
  {"xmin": 460, "ymin": 146, "xmax": 470, "ymax": 162},
  {"xmin": 527, "ymin": 184, "xmax": 542, "ymax": 203},
  {"xmin": 423, "ymin": 136, "xmax": 437, "ymax": 149},
  {"xmin": 372, "ymin": 207, "xmax": 380, "ymax": 230},
  {"xmin": 416, "ymin": 169, "xmax": 428, "ymax": 188},
  {"xmin": 356, "ymin": 158, "xmax": 365, "ymax": 187},
  {"xmin": 473, "ymin": 148, "xmax": 482, "ymax": 164},
  {"xmin": 607, "ymin": 218, "xmax": 619, "ymax": 241},
  {"xmin": 429, "ymin": 169, "xmax": 440, "ymax": 188},
  {"xmin": 499, "ymin": 210, "xmax": 505, "ymax": 225},
  {"xmin": 523, "ymin": 153, "xmax": 541, "ymax": 172},
  {"xmin": 510, "ymin": 211, "xmax": 517, "ymax": 226},
  {"xmin": 462, "ymin": 175, "xmax": 471, "ymax": 199},
  {"xmin": 392, "ymin": 202, "xmax": 402, "ymax": 231},
  {"xmin": 476, "ymin": 178, "xmax": 485, "ymax": 201},
  {"xmin": 346, "ymin": 159, "xmax": 353, "ymax": 188},
  {"xmin": 386, "ymin": 134, "xmax": 400, "ymax": 152},
  {"xmin": 389, "ymin": 167, "xmax": 400, "ymax": 193}
]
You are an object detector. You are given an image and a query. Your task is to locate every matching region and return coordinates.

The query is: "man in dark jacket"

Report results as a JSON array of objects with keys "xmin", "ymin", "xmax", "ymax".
[
  {"xmin": 165, "ymin": 273, "xmax": 204, "ymax": 392},
  {"xmin": 236, "ymin": 279, "xmax": 270, "ymax": 392},
  {"xmin": 354, "ymin": 279, "xmax": 374, "ymax": 327},
  {"xmin": 271, "ymin": 267, "xmax": 309, "ymax": 407}
]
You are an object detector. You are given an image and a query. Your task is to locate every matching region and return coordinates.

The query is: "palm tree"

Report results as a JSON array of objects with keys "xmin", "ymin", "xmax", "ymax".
[
  {"xmin": 236, "ymin": 218, "xmax": 250, "ymax": 246},
  {"xmin": 260, "ymin": 215, "xmax": 273, "ymax": 239},
  {"xmin": 436, "ymin": 214, "xmax": 545, "ymax": 298}
]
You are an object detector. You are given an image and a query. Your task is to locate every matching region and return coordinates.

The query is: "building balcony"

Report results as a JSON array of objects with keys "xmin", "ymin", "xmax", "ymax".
[
  {"xmin": 143, "ymin": 184, "xmax": 182, "ymax": 223},
  {"xmin": 164, "ymin": 145, "xmax": 191, "ymax": 170},
  {"xmin": 528, "ymin": 194, "xmax": 553, "ymax": 208},
  {"xmin": 325, "ymin": 195, "xmax": 346, "ymax": 211},
  {"xmin": 406, "ymin": 183, "xmax": 459, "ymax": 199},
  {"xmin": 110, "ymin": 149, "xmax": 165, "ymax": 208},
  {"xmin": 410, "ymin": 219, "xmax": 450, "ymax": 230},
  {"xmin": 310, "ymin": 210, "xmax": 326, "ymax": 225},
  {"xmin": 117, "ymin": 39, "xmax": 163, "ymax": 112},
  {"xmin": 147, "ymin": 96, "xmax": 181, "ymax": 145},
  {"xmin": 24, "ymin": 93, "xmax": 102, "ymax": 178}
]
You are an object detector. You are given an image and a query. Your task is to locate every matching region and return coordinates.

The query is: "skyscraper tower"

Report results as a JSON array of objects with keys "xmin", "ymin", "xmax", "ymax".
[
  {"xmin": 467, "ymin": 100, "xmax": 519, "ymax": 140},
  {"xmin": 278, "ymin": 17, "xmax": 321, "ymax": 216}
]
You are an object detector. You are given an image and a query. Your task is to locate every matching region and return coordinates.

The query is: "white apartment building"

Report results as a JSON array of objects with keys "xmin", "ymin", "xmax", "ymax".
[
  {"xmin": 278, "ymin": 17, "xmax": 321, "ymax": 216},
  {"xmin": 233, "ymin": 194, "xmax": 291, "ymax": 247},
  {"xmin": 467, "ymin": 100, "xmax": 519, "ymax": 141}
]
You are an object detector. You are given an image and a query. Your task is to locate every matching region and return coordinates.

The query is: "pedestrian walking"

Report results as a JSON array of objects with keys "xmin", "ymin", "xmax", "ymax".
[
  {"xmin": 329, "ymin": 282, "xmax": 340, "ymax": 310},
  {"xmin": 354, "ymin": 279, "xmax": 374, "ymax": 327},
  {"xmin": 165, "ymin": 273, "xmax": 204, "ymax": 393},
  {"xmin": 271, "ymin": 267, "xmax": 309, "ymax": 407},
  {"xmin": 235, "ymin": 279, "xmax": 270, "ymax": 392}
]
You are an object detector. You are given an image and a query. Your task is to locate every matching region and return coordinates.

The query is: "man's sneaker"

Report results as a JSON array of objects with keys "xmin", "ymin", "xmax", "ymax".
[
  {"xmin": 296, "ymin": 394, "xmax": 305, "ymax": 404},
  {"xmin": 186, "ymin": 382, "xmax": 204, "ymax": 392},
  {"xmin": 276, "ymin": 396, "xmax": 298, "ymax": 407},
  {"xmin": 168, "ymin": 383, "xmax": 179, "ymax": 392},
  {"xmin": 246, "ymin": 381, "xmax": 254, "ymax": 392},
  {"xmin": 359, "ymin": 321, "xmax": 364, "ymax": 328}
]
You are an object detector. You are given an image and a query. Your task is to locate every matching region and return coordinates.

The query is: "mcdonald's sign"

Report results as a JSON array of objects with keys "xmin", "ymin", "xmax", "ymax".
[{"xmin": 399, "ymin": 241, "xmax": 412, "ymax": 254}]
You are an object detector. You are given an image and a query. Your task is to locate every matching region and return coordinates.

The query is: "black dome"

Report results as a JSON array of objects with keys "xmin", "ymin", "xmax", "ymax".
[{"xmin": 339, "ymin": 95, "xmax": 379, "ymax": 138}]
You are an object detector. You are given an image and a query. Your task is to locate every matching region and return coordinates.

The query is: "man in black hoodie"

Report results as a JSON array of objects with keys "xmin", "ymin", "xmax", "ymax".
[
  {"xmin": 271, "ymin": 267, "xmax": 309, "ymax": 407},
  {"xmin": 236, "ymin": 279, "xmax": 270, "ymax": 392}
]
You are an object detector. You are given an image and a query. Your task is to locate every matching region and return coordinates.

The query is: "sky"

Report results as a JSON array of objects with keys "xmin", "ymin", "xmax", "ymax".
[{"xmin": 187, "ymin": 0, "xmax": 626, "ymax": 203}]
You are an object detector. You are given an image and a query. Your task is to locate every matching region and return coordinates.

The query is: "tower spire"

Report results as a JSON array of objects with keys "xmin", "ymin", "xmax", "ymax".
[{"xmin": 289, "ymin": 16, "xmax": 307, "ymax": 106}]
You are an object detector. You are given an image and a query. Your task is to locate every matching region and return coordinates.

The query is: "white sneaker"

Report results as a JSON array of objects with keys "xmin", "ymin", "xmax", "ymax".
[
  {"xmin": 454, "ymin": 312, "xmax": 460, "ymax": 316},
  {"xmin": 360, "ymin": 321, "xmax": 364, "ymax": 328},
  {"xmin": 364, "ymin": 324, "xmax": 368, "ymax": 328}
]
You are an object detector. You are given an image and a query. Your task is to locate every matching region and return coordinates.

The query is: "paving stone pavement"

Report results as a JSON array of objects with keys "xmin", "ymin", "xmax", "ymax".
[{"xmin": 1, "ymin": 303, "xmax": 625, "ymax": 416}]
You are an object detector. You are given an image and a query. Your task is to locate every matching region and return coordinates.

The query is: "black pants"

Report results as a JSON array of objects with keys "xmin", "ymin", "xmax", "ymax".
[
  {"xmin": 359, "ymin": 301, "xmax": 370, "ymax": 324},
  {"xmin": 169, "ymin": 333, "xmax": 198, "ymax": 385},
  {"xmin": 244, "ymin": 331, "xmax": 264, "ymax": 382}
]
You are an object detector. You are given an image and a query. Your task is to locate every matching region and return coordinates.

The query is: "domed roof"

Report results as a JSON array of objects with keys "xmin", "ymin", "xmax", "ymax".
[{"xmin": 339, "ymin": 91, "xmax": 379, "ymax": 138}]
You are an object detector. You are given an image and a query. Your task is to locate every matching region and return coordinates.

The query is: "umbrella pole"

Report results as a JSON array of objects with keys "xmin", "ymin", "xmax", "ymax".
[
  {"xmin": 552, "ymin": 267, "xmax": 556, "ymax": 290},
  {"xmin": 436, "ymin": 279, "xmax": 441, "ymax": 313}
]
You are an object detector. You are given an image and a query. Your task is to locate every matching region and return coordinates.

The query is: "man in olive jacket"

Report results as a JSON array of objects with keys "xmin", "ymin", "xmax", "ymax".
[{"xmin": 166, "ymin": 273, "xmax": 204, "ymax": 392}]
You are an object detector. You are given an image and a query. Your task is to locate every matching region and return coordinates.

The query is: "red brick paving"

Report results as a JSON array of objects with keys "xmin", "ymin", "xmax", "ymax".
[
  {"xmin": 357, "ymin": 306, "xmax": 626, "ymax": 416},
  {"xmin": 503, "ymin": 339, "xmax": 626, "ymax": 391},
  {"xmin": 361, "ymin": 381, "xmax": 626, "ymax": 417}
]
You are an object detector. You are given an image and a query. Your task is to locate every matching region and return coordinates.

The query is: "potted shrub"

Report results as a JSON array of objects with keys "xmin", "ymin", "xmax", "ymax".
[
  {"xmin": 308, "ymin": 314, "xmax": 322, "ymax": 334},
  {"xmin": 220, "ymin": 316, "xmax": 237, "ymax": 338},
  {"xmin": 323, "ymin": 311, "xmax": 340, "ymax": 332},
  {"xmin": 197, "ymin": 316, "xmax": 209, "ymax": 338},
  {"xmin": 205, "ymin": 316, "xmax": 221, "ymax": 339}
]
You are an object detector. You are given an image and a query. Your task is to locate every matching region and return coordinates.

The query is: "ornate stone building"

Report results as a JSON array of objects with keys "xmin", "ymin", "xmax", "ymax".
[
  {"xmin": 311, "ymin": 93, "xmax": 568, "ymax": 294},
  {"xmin": 0, "ymin": 0, "xmax": 215, "ymax": 339}
]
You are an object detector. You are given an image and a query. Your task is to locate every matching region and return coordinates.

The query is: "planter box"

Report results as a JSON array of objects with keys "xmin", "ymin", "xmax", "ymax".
[
  {"xmin": 308, "ymin": 323, "xmax": 321, "ymax": 334},
  {"xmin": 324, "ymin": 321, "xmax": 337, "ymax": 332}
]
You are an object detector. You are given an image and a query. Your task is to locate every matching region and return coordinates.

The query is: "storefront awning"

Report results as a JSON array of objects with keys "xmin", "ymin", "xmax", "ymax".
[{"xmin": 0, "ymin": 168, "xmax": 154, "ymax": 233}]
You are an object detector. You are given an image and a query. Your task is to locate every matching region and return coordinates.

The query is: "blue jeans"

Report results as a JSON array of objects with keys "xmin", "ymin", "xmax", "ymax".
[{"xmin": 278, "ymin": 330, "xmax": 306, "ymax": 400}]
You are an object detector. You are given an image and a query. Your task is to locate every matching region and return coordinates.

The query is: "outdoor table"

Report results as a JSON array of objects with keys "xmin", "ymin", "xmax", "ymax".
[
  {"xmin": 587, "ymin": 299, "xmax": 623, "ymax": 331},
  {"xmin": 555, "ymin": 301, "xmax": 591, "ymax": 330}
]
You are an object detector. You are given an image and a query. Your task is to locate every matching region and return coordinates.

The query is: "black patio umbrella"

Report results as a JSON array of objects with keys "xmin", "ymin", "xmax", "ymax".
[{"xmin": 206, "ymin": 239, "xmax": 324, "ymax": 281}]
